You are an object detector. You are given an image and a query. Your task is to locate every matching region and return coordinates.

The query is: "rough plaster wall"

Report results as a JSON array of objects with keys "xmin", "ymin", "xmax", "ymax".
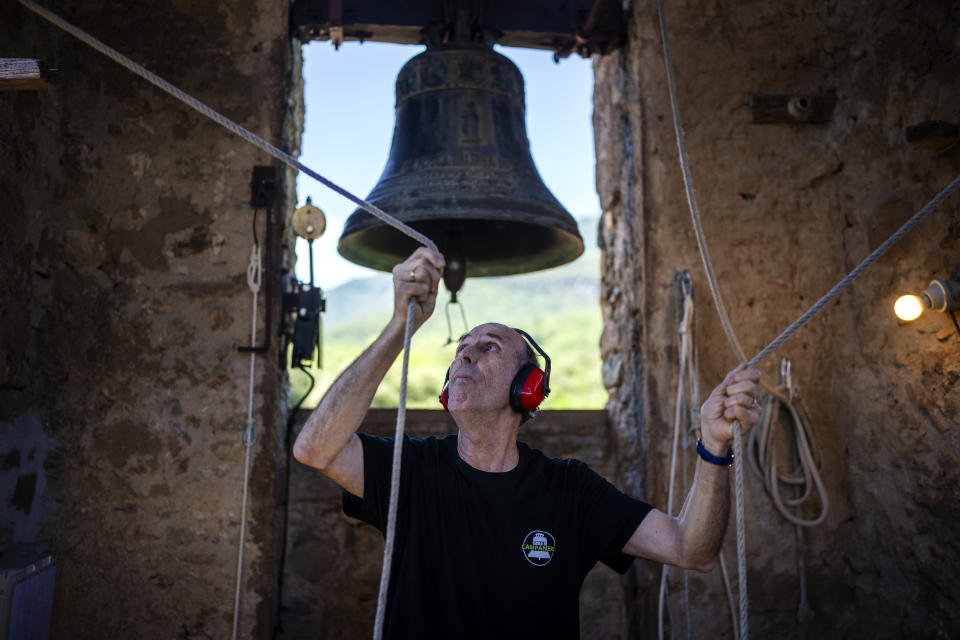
[
  {"xmin": 280, "ymin": 410, "xmax": 630, "ymax": 639},
  {"xmin": 595, "ymin": 0, "xmax": 959, "ymax": 637},
  {"xmin": 0, "ymin": 1, "xmax": 302, "ymax": 637}
]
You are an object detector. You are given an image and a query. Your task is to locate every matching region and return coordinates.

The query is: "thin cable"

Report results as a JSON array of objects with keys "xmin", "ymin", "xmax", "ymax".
[
  {"xmin": 17, "ymin": 0, "xmax": 438, "ymax": 255},
  {"xmin": 288, "ymin": 364, "xmax": 316, "ymax": 423},
  {"xmin": 373, "ymin": 299, "xmax": 417, "ymax": 640},
  {"xmin": 233, "ymin": 243, "xmax": 262, "ymax": 639}
]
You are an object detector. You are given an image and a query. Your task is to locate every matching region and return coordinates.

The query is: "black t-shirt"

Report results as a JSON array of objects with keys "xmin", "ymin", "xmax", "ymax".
[{"xmin": 343, "ymin": 433, "xmax": 653, "ymax": 639}]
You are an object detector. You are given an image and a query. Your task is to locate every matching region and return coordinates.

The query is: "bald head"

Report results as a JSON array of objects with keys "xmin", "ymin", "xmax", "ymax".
[{"xmin": 457, "ymin": 323, "xmax": 533, "ymax": 370}]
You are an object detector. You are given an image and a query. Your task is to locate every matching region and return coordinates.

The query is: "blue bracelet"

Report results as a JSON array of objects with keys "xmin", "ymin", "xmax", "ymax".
[{"xmin": 696, "ymin": 438, "xmax": 734, "ymax": 466}]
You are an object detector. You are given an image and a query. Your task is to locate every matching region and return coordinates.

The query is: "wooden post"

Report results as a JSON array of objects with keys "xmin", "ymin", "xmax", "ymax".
[{"xmin": 0, "ymin": 58, "xmax": 60, "ymax": 90}]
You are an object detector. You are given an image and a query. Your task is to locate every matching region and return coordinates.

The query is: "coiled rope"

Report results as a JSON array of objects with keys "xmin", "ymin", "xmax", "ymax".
[
  {"xmin": 16, "ymin": 2, "xmax": 436, "ymax": 638},
  {"xmin": 747, "ymin": 360, "xmax": 828, "ymax": 529},
  {"xmin": 656, "ymin": 0, "xmax": 960, "ymax": 637},
  {"xmin": 747, "ymin": 358, "xmax": 823, "ymax": 625}
]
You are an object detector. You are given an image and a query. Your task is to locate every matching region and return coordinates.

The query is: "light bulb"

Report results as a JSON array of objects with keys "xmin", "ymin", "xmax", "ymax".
[{"xmin": 894, "ymin": 294, "xmax": 924, "ymax": 321}]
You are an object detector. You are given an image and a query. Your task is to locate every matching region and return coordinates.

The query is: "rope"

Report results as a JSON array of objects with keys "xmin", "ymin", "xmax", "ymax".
[
  {"xmin": 659, "ymin": 275, "xmax": 740, "ymax": 640},
  {"xmin": 232, "ymin": 244, "xmax": 262, "ymax": 639},
  {"xmin": 654, "ymin": 2, "xmax": 752, "ymax": 633},
  {"xmin": 746, "ymin": 176, "xmax": 960, "ymax": 368},
  {"xmin": 747, "ymin": 359, "xmax": 824, "ymax": 627},
  {"xmin": 15, "ymin": 4, "xmax": 440, "ymax": 636},
  {"xmin": 16, "ymin": 0, "xmax": 438, "ymax": 254},
  {"xmin": 747, "ymin": 360, "xmax": 828, "ymax": 529},
  {"xmin": 27, "ymin": 0, "xmax": 960, "ymax": 635},
  {"xmin": 372, "ymin": 298, "xmax": 417, "ymax": 639},
  {"xmin": 658, "ymin": 281, "xmax": 693, "ymax": 640},
  {"xmin": 656, "ymin": 1, "xmax": 960, "ymax": 637}
]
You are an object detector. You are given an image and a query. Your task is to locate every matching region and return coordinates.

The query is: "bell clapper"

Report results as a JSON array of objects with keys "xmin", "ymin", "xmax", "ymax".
[
  {"xmin": 444, "ymin": 297, "xmax": 469, "ymax": 347},
  {"xmin": 441, "ymin": 230, "xmax": 469, "ymax": 345}
]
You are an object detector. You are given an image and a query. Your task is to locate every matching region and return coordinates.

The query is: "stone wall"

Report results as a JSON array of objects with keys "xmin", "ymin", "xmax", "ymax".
[
  {"xmin": 595, "ymin": 0, "xmax": 959, "ymax": 637},
  {"xmin": 0, "ymin": 1, "xmax": 301, "ymax": 637},
  {"xmin": 280, "ymin": 409, "xmax": 631, "ymax": 639},
  {"xmin": 4, "ymin": 0, "xmax": 958, "ymax": 637}
]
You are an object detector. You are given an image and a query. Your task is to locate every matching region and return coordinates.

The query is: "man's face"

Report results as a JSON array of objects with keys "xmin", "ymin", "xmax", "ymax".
[{"xmin": 446, "ymin": 323, "xmax": 527, "ymax": 416}]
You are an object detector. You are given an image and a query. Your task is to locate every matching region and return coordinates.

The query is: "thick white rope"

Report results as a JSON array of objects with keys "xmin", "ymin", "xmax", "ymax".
[
  {"xmin": 14, "ymin": 4, "xmax": 439, "ymax": 637},
  {"xmin": 655, "ymin": 1, "xmax": 960, "ymax": 637},
  {"xmin": 233, "ymin": 244, "xmax": 262, "ymax": 639},
  {"xmin": 373, "ymin": 298, "xmax": 417, "ymax": 639}
]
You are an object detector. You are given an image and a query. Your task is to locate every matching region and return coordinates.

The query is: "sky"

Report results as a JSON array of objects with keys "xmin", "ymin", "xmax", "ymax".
[{"xmin": 294, "ymin": 41, "xmax": 599, "ymax": 289}]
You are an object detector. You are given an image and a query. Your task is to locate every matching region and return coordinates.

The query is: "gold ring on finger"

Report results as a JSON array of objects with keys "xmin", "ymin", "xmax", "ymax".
[{"xmin": 409, "ymin": 270, "xmax": 416, "ymax": 282}]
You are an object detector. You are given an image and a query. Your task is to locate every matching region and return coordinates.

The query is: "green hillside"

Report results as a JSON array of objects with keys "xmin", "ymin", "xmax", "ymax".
[{"xmin": 289, "ymin": 217, "xmax": 606, "ymax": 410}]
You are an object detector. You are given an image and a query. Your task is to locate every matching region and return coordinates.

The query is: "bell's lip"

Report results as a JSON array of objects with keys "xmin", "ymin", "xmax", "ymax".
[{"xmin": 338, "ymin": 216, "xmax": 584, "ymax": 277}]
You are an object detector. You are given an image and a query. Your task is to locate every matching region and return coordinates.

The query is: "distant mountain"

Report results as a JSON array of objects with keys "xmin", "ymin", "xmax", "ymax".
[{"xmin": 290, "ymin": 217, "xmax": 606, "ymax": 410}]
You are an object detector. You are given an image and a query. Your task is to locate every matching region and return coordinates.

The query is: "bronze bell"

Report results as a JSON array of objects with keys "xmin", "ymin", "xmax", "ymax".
[{"xmin": 338, "ymin": 43, "xmax": 584, "ymax": 284}]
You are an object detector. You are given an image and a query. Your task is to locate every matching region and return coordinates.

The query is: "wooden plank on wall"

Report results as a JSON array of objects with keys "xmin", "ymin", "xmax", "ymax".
[{"xmin": 0, "ymin": 58, "xmax": 60, "ymax": 90}]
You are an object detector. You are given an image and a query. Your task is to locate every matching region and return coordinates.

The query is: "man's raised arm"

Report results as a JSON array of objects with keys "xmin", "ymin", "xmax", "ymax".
[
  {"xmin": 292, "ymin": 248, "xmax": 445, "ymax": 497},
  {"xmin": 622, "ymin": 364, "xmax": 761, "ymax": 572}
]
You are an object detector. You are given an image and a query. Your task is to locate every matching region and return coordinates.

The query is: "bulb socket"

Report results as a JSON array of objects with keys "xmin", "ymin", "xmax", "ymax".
[{"xmin": 922, "ymin": 279, "xmax": 960, "ymax": 312}]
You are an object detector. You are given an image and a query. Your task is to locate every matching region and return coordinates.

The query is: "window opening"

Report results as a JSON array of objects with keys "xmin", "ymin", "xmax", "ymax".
[{"xmin": 290, "ymin": 41, "xmax": 603, "ymax": 410}]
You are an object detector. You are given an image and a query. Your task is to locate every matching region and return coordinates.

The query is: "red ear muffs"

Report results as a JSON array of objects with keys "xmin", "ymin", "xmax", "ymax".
[
  {"xmin": 438, "ymin": 368, "xmax": 451, "ymax": 411},
  {"xmin": 439, "ymin": 328, "xmax": 551, "ymax": 418},
  {"xmin": 509, "ymin": 363, "xmax": 546, "ymax": 413}
]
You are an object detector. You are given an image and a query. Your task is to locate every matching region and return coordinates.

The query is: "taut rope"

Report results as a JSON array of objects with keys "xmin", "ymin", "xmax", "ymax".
[
  {"xmin": 656, "ymin": 0, "xmax": 960, "ymax": 637},
  {"xmin": 16, "ymin": 0, "xmax": 437, "ymax": 254},
  {"xmin": 16, "ymin": 2, "xmax": 435, "ymax": 638},
  {"xmin": 233, "ymin": 244, "xmax": 262, "ymax": 638}
]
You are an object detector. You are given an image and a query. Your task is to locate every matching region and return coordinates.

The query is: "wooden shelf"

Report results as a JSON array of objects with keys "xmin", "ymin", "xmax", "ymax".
[{"xmin": 0, "ymin": 58, "xmax": 60, "ymax": 90}]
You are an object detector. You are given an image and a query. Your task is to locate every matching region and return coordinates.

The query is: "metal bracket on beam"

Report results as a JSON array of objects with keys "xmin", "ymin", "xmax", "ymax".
[{"xmin": 328, "ymin": 0, "xmax": 343, "ymax": 49}]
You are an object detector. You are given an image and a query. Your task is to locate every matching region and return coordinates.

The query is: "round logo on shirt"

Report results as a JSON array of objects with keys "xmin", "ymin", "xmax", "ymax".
[{"xmin": 521, "ymin": 530, "xmax": 556, "ymax": 566}]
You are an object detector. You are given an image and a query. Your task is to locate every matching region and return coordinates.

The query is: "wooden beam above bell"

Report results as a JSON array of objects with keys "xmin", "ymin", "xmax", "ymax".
[
  {"xmin": 291, "ymin": 0, "xmax": 626, "ymax": 59},
  {"xmin": 0, "ymin": 58, "xmax": 60, "ymax": 91}
]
